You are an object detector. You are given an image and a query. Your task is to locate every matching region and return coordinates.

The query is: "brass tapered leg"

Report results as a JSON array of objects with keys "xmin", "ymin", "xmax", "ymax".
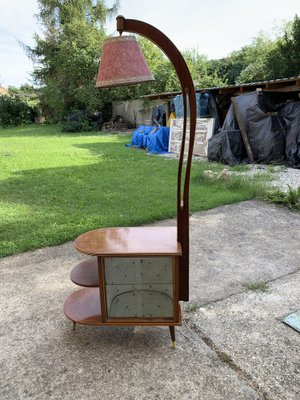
[
  {"xmin": 169, "ymin": 326, "xmax": 176, "ymax": 349},
  {"xmin": 72, "ymin": 321, "xmax": 76, "ymax": 331}
]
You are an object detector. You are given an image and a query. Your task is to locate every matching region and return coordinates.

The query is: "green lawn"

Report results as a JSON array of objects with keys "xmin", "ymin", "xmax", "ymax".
[{"xmin": 0, "ymin": 124, "xmax": 268, "ymax": 257}]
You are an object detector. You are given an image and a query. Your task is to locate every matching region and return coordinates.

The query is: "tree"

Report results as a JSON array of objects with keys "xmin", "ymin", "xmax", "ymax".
[
  {"xmin": 182, "ymin": 48, "xmax": 226, "ymax": 88},
  {"xmin": 27, "ymin": 0, "xmax": 119, "ymax": 122},
  {"xmin": 209, "ymin": 33, "xmax": 275, "ymax": 85},
  {"xmin": 0, "ymin": 95, "xmax": 34, "ymax": 126},
  {"xmin": 209, "ymin": 16, "xmax": 300, "ymax": 85},
  {"xmin": 265, "ymin": 15, "xmax": 300, "ymax": 79},
  {"xmin": 110, "ymin": 39, "xmax": 227, "ymax": 101},
  {"xmin": 235, "ymin": 33, "xmax": 275, "ymax": 83}
]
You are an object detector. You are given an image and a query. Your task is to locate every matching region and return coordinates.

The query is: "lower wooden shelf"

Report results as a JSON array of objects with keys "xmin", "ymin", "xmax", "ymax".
[
  {"xmin": 70, "ymin": 258, "xmax": 98, "ymax": 287},
  {"xmin": 64, "ymin": 287, "xmax": 182, "ymax": 327},
  {"xmin": 64, "ymin": 287, "xmax": 103, "ymax": 325}
]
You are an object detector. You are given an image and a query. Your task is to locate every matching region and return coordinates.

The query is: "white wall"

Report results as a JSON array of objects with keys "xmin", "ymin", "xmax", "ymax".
[{"xmin": 112, "ymin": 99, "xmax": 164, "ymax": 127}]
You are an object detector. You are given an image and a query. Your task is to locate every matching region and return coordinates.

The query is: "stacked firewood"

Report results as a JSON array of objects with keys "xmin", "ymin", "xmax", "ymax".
[{"xmin": 102, "ymin": 115, "xmax": 131, "ymax": 131}]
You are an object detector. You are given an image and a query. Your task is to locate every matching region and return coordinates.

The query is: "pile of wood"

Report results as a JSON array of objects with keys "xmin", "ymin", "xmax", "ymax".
[{"xmin": 102, "ymin": 115, "xmax": 131, "ymax": 132}]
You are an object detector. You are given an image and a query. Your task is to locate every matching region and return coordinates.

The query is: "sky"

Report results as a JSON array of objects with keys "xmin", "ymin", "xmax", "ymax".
[{"xmin": 0, "ymin": 0, "xmax": 299, "ymax": 88}]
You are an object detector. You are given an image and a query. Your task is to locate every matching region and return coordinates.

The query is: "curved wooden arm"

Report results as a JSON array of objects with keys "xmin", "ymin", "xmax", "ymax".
[{"xmin": 116, "ymin": 16, "xmax": 196, "ymax": 301}]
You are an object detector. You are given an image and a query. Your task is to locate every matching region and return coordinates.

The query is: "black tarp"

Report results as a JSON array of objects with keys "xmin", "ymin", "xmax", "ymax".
[
  {"xmin": 208, "ymin": 129, "xmax": 246, "ymax": 165},
  {"xmin": 280, "ymin": 102, "xmax": 300, "ymax": 168},
  {"xmin": 152, "ymin": 104, "xmax": 167, "ymax": 126},
  {"xmin": 208, "ymin": 91, "xmax": 300, "ymax": 167},
  {"xmin": 247, "ymin": 105, "xmax": 286, "ymax": 164}
]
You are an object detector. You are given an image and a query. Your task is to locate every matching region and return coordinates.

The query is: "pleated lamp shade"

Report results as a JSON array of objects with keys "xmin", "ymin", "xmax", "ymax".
[{"xmin": 96, "ymin": 35, "xmax": 155, "ymax": 88}]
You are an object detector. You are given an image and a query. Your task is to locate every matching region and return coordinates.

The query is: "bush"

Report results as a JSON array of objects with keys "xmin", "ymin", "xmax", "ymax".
[
  {"xmin": 61, "ymin": 110, "xmax": 94, "ymax": 132},
  {"xmin": 61, "ymin": 106, "xmax": 112, "ymax": 133},
  {"xmin": 0, "ymin": 95, "xmax": 34, "ymax": 126}
]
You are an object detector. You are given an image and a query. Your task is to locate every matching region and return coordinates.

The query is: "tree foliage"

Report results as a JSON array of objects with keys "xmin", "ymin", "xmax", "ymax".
[
  {"xmin": 0, "ymin": 95, "xmax": 34, "ymax": 126},
  {"xmin": 183, "ymin": 48, "xmax": 226, "ymax": 88},
  {"xmin": 111, "ymin": 39, "xmax": 226, "ymax": 101},
  {"xmin": 0, "ymin": 85, "xmax": 42, "ymax": 126},
  {"xmin": 210, "ymin": 15, "xmax": 300, "ymax": 84},
  {"xmin": 26, "ymin": 5, "xmax": 299, "ymax": 123},
  {"xmin": 209, "ymin": 33, "xmax": 275, "ymax": 84},
  {"xmin": 265, "ymin": 15, "xmax": 300, "ymax": 79},
  {"xmin": 28, "ymin": 0, "xmax": 119, "ymax": 122}
]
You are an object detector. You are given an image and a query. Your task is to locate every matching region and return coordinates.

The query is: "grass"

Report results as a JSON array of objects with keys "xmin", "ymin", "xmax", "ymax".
[
  {"xmin": 218, "ymin": 352, "xmax": 233, "ymax": 364},
  {"xmin": 0, "ymin": 124, "xmax": 270, "ymax": 257},
  {"xmin": 264, "ymin": 185, "xmax": 300, "ymax": 210},
  {"xmin": 184, "ymin": 303, "xmax": 199, "ymax": 313},
  {"xmin": 242, "ymin": 281, "xmax": 269, "ymax": 292}
]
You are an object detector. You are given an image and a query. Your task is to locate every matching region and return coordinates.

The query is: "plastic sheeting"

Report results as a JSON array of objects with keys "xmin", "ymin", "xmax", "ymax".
[
  {"xmin": 280, "ymin": 102, "xmax": 300, "ymax": 168},
  {"xmin": 129, "ymin": 125, "xmax": 156, "ymax": 148},
  {"xmin": 208, "ymin": 91, "xmax": 300, "ymax": 167},
  {"xmin": 173, "ymin": 93, "xmax": 210, "ymax": 118},
  {"xmin": 247, "ymin": 105, "xmax": 286, "ymax": 164},
  {"xmin": 152, "ymin": 104, "xmax": 166, "ymax": 126},
  {"xmin": 126, "ymin": 125, "xmax": 170, "ymax": 154},
  {"xmin": 208, "ymin": 93, "xmax": 221, "ymax": 133},
  {"xmin": 173, "ymin": 92, "xmax": 220, "ymax": 135},
  {"xmin": 147, "ymin": 127, "xmax": 170, "ymax": 154},
  {"xmin": 208, "ymin": 130, "xmax": 246, "ymax": 165}
]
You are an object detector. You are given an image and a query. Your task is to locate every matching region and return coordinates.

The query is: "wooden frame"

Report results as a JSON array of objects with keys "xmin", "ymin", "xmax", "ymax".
[
  {"xmin": 115, "ymin": 16, "xmax": 196, "ymax": 301},
  {"xmin": 100, "ymin": 256, "xmax": 179, "ymax": 324}
]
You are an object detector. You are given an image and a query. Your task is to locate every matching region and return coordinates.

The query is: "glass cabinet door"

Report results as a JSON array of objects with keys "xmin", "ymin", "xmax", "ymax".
[{"xmin": 104, "ymin": 257, "xmax": 174, "ymax": 318}]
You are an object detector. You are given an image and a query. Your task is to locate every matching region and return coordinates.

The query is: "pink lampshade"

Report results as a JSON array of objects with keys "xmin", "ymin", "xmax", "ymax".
[{"xmin": 96, "ymin": 35, "xmax": 155, "ymax": 88}]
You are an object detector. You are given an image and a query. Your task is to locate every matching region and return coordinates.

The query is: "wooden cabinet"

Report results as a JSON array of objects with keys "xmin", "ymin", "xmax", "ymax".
[{"xmin": 64, "ymin": 227, "xmax": 181, "ymax": 346}]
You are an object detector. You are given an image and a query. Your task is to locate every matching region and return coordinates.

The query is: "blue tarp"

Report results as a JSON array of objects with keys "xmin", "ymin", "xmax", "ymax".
[
  {"xmin": 173, "ymin": 93, "xmax": 210, "ymax": 118},
  {"xmin": 126, "ymin": 125, "xmax": 170, "ymax": 154}
]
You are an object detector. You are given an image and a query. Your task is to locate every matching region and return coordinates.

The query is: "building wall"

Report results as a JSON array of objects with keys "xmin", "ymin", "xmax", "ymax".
[
  {"xmin": 112, "ymin": 99, "xmax": 164, "ymax": 127},
  {"xmin": 0, "ymin": 86, "xmax": 8, "ymax": 96}
]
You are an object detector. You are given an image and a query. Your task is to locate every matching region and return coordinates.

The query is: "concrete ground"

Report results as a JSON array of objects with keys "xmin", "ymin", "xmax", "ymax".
[{"xmin": 0, "ymin": 200, "xmax": 299, "ymax": 400}]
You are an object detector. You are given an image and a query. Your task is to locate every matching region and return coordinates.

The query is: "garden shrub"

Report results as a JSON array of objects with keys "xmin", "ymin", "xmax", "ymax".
[
  {"xmin": 0, "ymin": 95, "xmax": 34, "ymax": 126},
  {"xmin": 61, "ymin": 108, "xmax": 110, "ymax": 132}
]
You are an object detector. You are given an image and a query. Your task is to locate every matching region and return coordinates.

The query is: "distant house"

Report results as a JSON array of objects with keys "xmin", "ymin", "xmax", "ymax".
[{"xmin": 0, "ymin": 86, "xmax": 8, "ymax": 96}]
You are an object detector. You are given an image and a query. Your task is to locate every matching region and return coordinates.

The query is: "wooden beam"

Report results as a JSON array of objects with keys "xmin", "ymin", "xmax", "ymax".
[
  {"xmin": 219, "ymin": 87, "xmax": 237, "ymax": 95},
  {"xmin": 264, "ymin": 85, "xmax": 300, "ymax": 93}
]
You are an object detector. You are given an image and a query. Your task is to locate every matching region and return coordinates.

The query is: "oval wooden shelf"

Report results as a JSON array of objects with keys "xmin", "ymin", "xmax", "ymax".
[
  {"xmin": 74, "ymin": 226, "xmax": 181, "ymax": 257},
  {"xmin": 70, "ymin": 258, "xmax": 98, "ymax": 287},
  {"xmin": 64, "ymin": 287, "xmax": 102, "ymax": 325}
]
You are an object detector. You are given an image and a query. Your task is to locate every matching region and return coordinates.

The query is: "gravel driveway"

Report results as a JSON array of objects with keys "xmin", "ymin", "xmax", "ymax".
[{"xmin": 230, "ymin": 164, "xmax": 300, "ymax": 192}]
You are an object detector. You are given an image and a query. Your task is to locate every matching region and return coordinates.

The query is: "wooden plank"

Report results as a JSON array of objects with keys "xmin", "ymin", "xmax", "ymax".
[
  {"xmin": 240, "ymin": 85, "xmax": 264, "ymax": 93},
  {"xmin": 231, "ymin": 97, "xmax": 255, "ymax": 163},
  {"xmin": 264, "ymin": 85, "xmax": 300, "ymax": 93},
  {"xmin": 219, "ymin": 87, "xmax": 237, "ymax": 95}
]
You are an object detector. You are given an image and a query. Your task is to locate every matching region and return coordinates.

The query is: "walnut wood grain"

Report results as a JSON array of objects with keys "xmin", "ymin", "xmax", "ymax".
[
  {"xmin": 74, "ymin": 227, "xmax": 182, "ymax": 257},
  {"xmin": 64, "ymin": 288, "xmax": 102, "ymax": 325},
  {"xmin": 70, "ymin": 258, "xmax": 99, "ymax": 287}
]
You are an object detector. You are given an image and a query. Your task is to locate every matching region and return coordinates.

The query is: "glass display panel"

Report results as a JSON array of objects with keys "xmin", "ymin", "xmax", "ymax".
[{"xmin": 104, "ymin": 257, "xmax": 174, "ymax": 318}]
